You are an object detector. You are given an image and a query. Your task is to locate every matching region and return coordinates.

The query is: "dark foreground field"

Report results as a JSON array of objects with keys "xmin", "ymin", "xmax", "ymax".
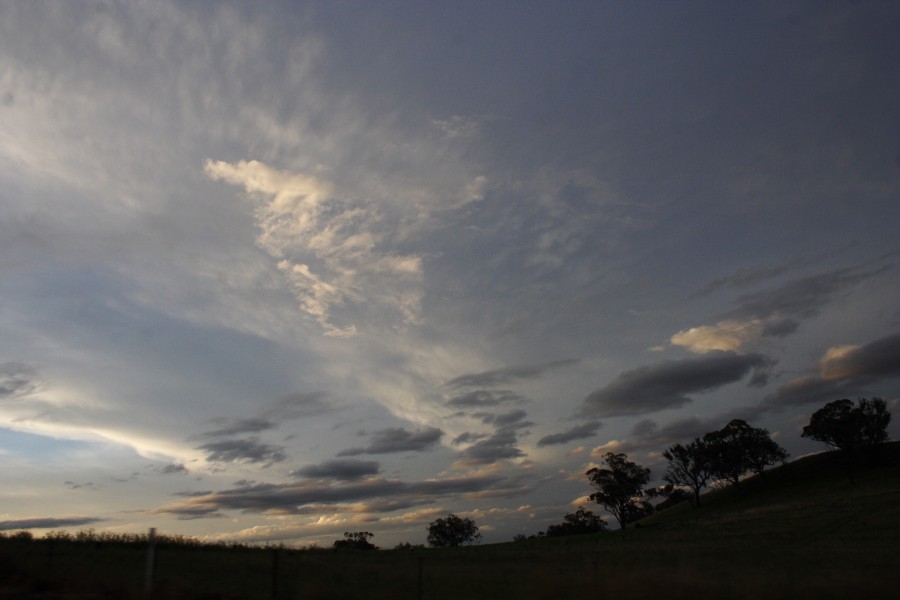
[{"xmin": 2, "ymin": 444, "xmax": 899, "ymax": 599}]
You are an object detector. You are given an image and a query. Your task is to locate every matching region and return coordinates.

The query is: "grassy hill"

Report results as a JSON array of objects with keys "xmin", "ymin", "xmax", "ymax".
[{"xmin": 2, "ymin": 443, "xmax": 899, "ymax": 599}]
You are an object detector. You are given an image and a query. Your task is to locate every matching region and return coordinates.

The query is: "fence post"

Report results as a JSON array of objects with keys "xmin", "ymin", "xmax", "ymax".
[
  {"xmin": 144, "ymin": 527, "xmax": 157, "ymax": 599},
  {"xmin": 270, "ymin": 547, "xmax": 280, "ymax": 600}
]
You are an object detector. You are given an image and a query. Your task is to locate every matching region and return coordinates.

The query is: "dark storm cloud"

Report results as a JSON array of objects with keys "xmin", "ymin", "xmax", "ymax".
[
  {"xmin": 537, "ymin": 421, "xmax": 602, "ymax": 447},
  {"xmin": 0, "ymin": 516, "xmax": 105, "ymax": 530},
  {"xmin": 580, "ymin": 352, "xmax": 774, "ymax": 417},
  {"xmin": 723, "ymin": 266, "xmax": 890, "ymax": 325},
  {"xmin": 291, "ymin": 459, "xmax": 380, "ymax": 481},
  {"xmin": 337, "ymin": 427, "xmax": 443, "ymax": 456},
  {"xmin": 0, "ymin": 362, "xmax": 39, "ymax": 399},
  {"xmin": 152, "ymin": 473, "xmax": 511, "ymax": 518},
  {"xmin": 763, "ymin": 331, "xmax": 900, "ymax": 410},
  {"xmin": 197, "ymin": 438, "xmax": 287, "ymax": 466},
  {"xmin": 446, "ymin": 389, "xmax": 526, "ymax": 408},
  {"xmin": 444, "ymin": 359, "xmax": 579, "ymax": 389}
]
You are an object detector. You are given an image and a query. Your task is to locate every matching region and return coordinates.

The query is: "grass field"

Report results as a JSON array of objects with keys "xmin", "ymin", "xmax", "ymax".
[{"xmin": 2, "ymin": 444, "xmax": 899, "ymax": 599}]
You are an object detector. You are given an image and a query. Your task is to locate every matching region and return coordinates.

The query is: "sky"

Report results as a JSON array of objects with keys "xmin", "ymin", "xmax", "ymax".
[{"xmin": 1, "ymin": 0, "xmax": 899, "ymax": 547}]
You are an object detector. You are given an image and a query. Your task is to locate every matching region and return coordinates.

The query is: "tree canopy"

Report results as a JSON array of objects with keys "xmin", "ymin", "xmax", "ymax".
[
  {"xmin": 426, "ymin": 514, "xmax": 481, "ymax": 547},
  {"xmin": 586, "ymin": 452, "xmax": 651, "ymax": 529},
  {"xmin": 333, "ymin": 531, "xmax": 376, "ymax": 550},
  {"xmin": 703, "ymin": 419, "xmax": 787, "ymax": 491},
  {"xmin": 663, "ymin": 438, "xmax": 713, "ymax": 506},
  {"xmin": 802, "ymin": 398, "xmax": 891, "ymax": 456},
  {"xmin": 544, "ymin": 507, "xmax": 607, "ymax": 537}
]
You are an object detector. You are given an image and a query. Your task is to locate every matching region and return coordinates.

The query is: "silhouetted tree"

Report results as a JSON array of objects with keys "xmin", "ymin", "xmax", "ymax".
[
  {"xmin": 663, "ymin": 438, "xmax": 713, "ymax": 506},
  {"xmin": 744, "ymin": 426, "xmax": 788, "ymax": 483},
  {"xmin": 426, "ymin": 514, "xmax": 481, "ymax": 547},
  {"xmin": 333, "ymin": 531, "xmax": 376, "ymax": 550},
  {"xmin": 544, "ymin": 507, "xmax": 607, "ymax": 537},
  {"xmin": 393, "ymin": 542, "xmax": 424, "ymax": 550},
  {"xmin": 586, "ymin": 452, "xmax": 651, "ymax": 529},
  {"xmin": 703, "ymin": 419, "xmax": 785, "ymax": 491},
  {"xmin": 802, "ymin": 398, "xmax": 891, "ymax": 455},
  {"xmin": 802, "ymin": 398, "xmax": 891, "ymax": 480}
]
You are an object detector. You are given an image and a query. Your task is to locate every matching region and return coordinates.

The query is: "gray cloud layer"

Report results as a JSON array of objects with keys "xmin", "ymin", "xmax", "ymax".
[
  {"xmin": 154, "ymin": 473, "xmax": 521, "ymax": 519},
  {"xmin": 581, "ymin": 352, "xmax": 774, "ymax": 417},
  {"xmin": 537, "ymin": 421, "xmax": 602, "ymax": 447},
  {"xmin": 291, "ymin": 459, "xmax": 381, "ymax": 481},
  {"xmin": 0, "ymin": 517, "xmax": 106, "ymax": 531},
  {"xmin": 197, "ymin": 438, "xmax": 287, "ymax": 466},
  {"xmin": 446, "ymin": 390, "xmax": 526, "ymax": 408},
  {"xmin": 337, "ymin": 427, "xmax": 443, "ymax": 456},
  {"xmin": 724, "ymin": 266, "xmax": 890, "ymax": 326},
  {"xmin": 444, "ymin": 359, "xmax": 579, "ymax": 389},
  {"xmin": 764, "ymin": 331, "xmax": 900, "ymax": 410},
  {"xmin": 0, "ymin": 362, "xmax": 39, "ymax": 399}
]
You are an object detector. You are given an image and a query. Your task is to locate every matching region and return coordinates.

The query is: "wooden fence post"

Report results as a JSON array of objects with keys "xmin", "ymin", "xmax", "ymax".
[{"xmin": 144, "ymin": 527, "xmax": 157, "ymax": 599}]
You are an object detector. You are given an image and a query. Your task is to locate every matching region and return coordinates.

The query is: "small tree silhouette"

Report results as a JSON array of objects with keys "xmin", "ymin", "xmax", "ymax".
[
  {"xmin": 426, "ymin": 514, "xmax": 481, "ymax": 547},
  {"xmin": 586, "ymin": 452, "xmax": 651, "ymax": 529}
]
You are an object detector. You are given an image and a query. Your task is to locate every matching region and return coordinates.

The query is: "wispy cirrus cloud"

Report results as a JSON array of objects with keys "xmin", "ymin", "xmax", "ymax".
[{"xmin": 205, "ymin": 159, "xmax": 424, "ymax": 337}]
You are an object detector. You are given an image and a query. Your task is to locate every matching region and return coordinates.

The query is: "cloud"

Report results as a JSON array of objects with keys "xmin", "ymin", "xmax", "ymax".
[
  {"xmin": 451, "ymin": 432, "xmax": 489, "ymax": 446},
  {"xmin": 763, "ymin": 331, "xmax": 900, "ymax": 410},
  {"xmin": 457, "ymin": 429, "xmax": 525, "ymax": 465},
  {"xmin": 580, "ymin": 352, "xmax": 774, "ymax": 417},
  {"xmin": 446, "ymin": 390, "xmax": 526, "ymax": 408},
  {"xmin": 671, "ymin": 320, "xmax": 766, "ymax": 353},
  {"xmin": 266, "ymin": 392, "xmax": 335, "ymax": 419},
  {"xmin": 693, "ymin": 263, "xmax": 797, "ymax": 297},
  {"xmin": 152, "ymin": 473, "xmax": 513, "ymax": 519},
  {"xmin": 197, "ymin": 438, "xmax": 287, "ymax": 466},
  {"xmin": 484, "ymin": 409, "xmax": 531, "ymax": 428},
  {"xmin": 291, "ymin": 459, "xmax": 381, "ymax": 481},
  {"xmin": 337, "ymin": 427, "xmax": 443, "ymax": 456},
  {"xmin": 198, "ymin": 392, "xmax": 334, "ymax": 439},
  {"xmin": 725, "ymin": 266, "xmax": 890, "ymax": 324},
  {"xmin": 0, "ymin": 362, "xmax": 40, "ymax": 399},
  {"xmin": 161, "ymin": 463, "xmax": 188, "ymax": 475},
  {"xmin": 200, "ymin": 418, "xmax": 275, "ymax": 438},
  {"xmin": 445, "ymin": 359, "xmax": 579, "ymax": 389},
  {"xmin": 205, "ymin": 159, "xmax": 423, "ymax": 336},
  {"xmin": 537, "ymin": 421, "xmax": 602, "ymax": 447},
  {"xmin": 674, "ymin": 266, "xmax": 891, "ymax": 353},
  {"xmin": 453, "ymin": 408, "xmax": 534, "ymax": 465},
  {"xmin": 0, "ymin": 516, "xmax": 106, "ymax": 531}
]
